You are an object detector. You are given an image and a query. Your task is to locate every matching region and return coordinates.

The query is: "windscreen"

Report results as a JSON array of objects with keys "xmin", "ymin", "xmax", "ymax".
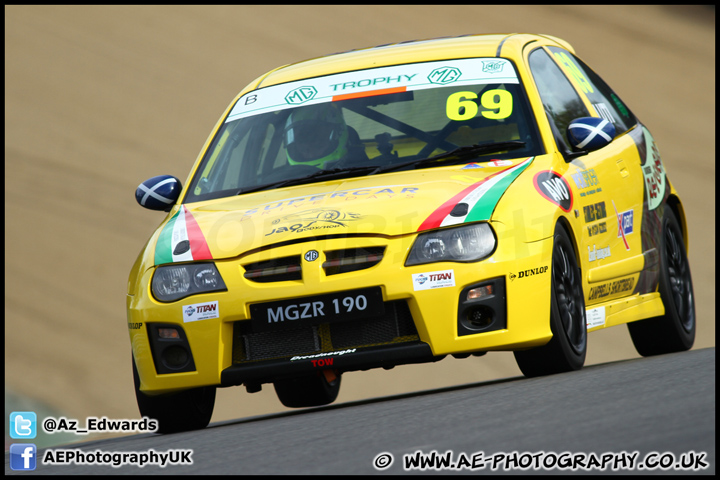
[{"xmin": 186, "ymin": 58, "xmax": 543, "ymax": 202}]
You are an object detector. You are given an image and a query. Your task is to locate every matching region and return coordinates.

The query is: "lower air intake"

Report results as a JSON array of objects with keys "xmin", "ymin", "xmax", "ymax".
[{"xmin": 232, "ymin": 300, "xmax": 417, "ymax": 363}]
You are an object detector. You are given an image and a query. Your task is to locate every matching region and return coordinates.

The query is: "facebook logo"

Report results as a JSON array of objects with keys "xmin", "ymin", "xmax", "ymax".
[
  {"xmin": 10, "ymin": 411, "xmax": 37, "ymax": 439},
  {"xmin": 10, "ymin": 444, "xmax": 37, "ymax": 471}
]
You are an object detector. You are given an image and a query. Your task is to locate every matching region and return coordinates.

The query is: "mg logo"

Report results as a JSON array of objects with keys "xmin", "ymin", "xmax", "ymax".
[
  {"xmin": 428, "ymin": 67, "xmax": 461, "ymax": 84},
  {"xmin": 285, "ymin": 86, "xmax": 317, "ymax": 104},
  {"xmin": 482, "ymin": 61, "xmax": 505, "ymax": 73},
  {"xmin": 304, "ymin": 250, "xmax": 319, "ymax": 262}
]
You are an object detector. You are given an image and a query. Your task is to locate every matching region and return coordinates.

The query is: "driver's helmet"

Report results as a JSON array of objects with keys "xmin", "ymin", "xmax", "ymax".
[{"xmin": 284, "ymin": 103, "xmax": 349, "ymax": 168}]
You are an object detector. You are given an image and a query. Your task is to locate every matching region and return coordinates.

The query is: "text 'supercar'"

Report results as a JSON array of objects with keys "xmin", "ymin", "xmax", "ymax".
[{"xmin": 128, "ymin": 34, "xmax": 695, "ymax": 433}]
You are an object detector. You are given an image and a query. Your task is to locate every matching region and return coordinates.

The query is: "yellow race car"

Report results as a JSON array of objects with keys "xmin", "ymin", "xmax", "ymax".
[{"xmin": 128, "ymin": 33, "xmax": 695, "ymax": 433}]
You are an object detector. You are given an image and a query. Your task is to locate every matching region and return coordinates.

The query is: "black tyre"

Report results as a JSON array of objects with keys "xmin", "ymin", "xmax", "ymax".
[
  {"xmin": 274, "ymin": 371, "xmax": 341, "ymax": 408},
  {"xmin": 132, "ymin": 355, "xmax": 216, "ymax": 434},
  {"xmin": 514, "ymin": 223, "xmax": 587, "ymax": 377},
  {"xmin": 627, "ymin": 208, "xmax": 695, "ymax": 356}
]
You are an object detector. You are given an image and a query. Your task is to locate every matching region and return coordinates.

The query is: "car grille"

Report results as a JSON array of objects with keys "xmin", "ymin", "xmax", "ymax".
[
  {"xmin": 232, "ymin": 300, "xmax": 418, "ymax": 364},
  {"xmin": 322, "ymin": 247, "xmax": 385, "ymax": 276},
  {"xmin": 243, "ymin": 256, "xmax": 302, "ymax": 283},
  {"xmin": 242, "ymin": 247, "xmax": 385, "ymax": 283}
]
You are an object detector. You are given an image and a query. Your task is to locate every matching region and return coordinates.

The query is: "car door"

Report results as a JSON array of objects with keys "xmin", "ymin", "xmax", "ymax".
[{"xmin": 528, "ymin": 46, "xmax": 645, "ymax": 306}]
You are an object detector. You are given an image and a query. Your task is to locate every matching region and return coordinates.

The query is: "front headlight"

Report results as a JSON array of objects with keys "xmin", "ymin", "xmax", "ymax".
[
  {"xmin": 152, "ymin": 263, "xmax": 227, "ymax": 302},
  {"xmin": 405, "ymin": 223, "xmax": 496, "ymax": 266}
]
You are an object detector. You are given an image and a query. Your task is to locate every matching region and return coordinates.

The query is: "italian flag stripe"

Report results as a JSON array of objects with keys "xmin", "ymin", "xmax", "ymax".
[
  {"xmin": 417, "ymin": 183, "xmax": 482, "ymax": 232},
  {"xmin": 154, "ymin": 206, "xmax": 212, "ymax": 265},
  {"xmin": 154, "ymin": 210, "xmax": 180, "ymax": 265},
  {"xmin": 464, "ymin": 158, "xmax": 533, "ymax": 222},
  {"xmin": 418, "ymin": 158, "xmax": 533, "ymax": 231},
  {"xmin": 183, "ymin": 206, "xmax": 212, "ymax": 260}
]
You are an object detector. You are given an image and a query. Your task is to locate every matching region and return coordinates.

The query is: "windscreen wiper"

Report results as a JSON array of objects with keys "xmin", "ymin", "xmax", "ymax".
[
  {"xmin": 370, "ymin": 141, "xmax": 526, "ymax": 175},
  {"xmin": 237, "ymin": 166, "xmax": 378, "ymax": 195}
]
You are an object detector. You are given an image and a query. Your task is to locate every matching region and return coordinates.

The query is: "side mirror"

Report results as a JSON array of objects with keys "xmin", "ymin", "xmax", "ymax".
[
  {"xmin": 135, "ymin": 175, "xmax": 182, "ymax": 211},
  {"xmin": 566, "ymin": 117, "xmax": 616, "ymax": 153}
]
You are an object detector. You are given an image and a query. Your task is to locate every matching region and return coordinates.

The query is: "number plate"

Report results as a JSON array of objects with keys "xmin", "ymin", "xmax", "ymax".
[{"xmin": 249, "ymin": 287, "xmax": 385, "ymax": 332}]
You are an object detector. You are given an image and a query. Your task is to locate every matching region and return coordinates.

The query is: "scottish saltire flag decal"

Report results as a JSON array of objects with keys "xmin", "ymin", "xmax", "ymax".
[
  {"xmin": 567, "ymin": 117, "xmax": 615, "ymax": 151},
  {"xmin": 135, "ymin": 175, "xmax": 181, "ymax": 210},
  {"xmin": 154, "ymin": 206, "xmax": 212, "ymax": 265},
  {"xmin": 418, "ymin": 157, "xmax": 534, "ymax": 231}
]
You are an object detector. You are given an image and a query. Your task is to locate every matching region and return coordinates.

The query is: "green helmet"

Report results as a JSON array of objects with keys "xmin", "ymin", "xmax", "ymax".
[{"xmin": 284, "ymin": 103, "xmax": 349, "ymax": 168}]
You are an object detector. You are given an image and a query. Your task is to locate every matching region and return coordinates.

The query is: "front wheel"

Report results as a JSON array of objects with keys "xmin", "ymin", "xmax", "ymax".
[
  {"xmin": 627, "ymin": 207, "xmax": 695, "ymax": 356},
  {"xmin": 274, "ymin": 371, "xmax": 341, "ymax": 408},
  {"xmin": 514, "ymin": 224, "xmax": 587, "ymax": 377},
  {"xmin": 132, "ymin": 355, "xmax": 216, "ymax": 434}
]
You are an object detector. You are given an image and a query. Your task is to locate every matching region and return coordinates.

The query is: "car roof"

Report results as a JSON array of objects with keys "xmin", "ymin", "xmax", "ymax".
[{"xmin": 245, "ymin": 33, "xmax": 574, "ymax": 92}]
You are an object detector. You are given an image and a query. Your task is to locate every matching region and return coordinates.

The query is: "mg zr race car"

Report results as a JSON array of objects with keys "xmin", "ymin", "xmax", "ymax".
[{"xmin": 128, "ymin": 33, "xmax": 695, "ymax": 433}]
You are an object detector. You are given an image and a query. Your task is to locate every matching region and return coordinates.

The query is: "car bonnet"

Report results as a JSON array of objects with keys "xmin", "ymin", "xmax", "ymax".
[{"xmin": 152, "ymin": 157, "xmax": 534, "ymax": 265}]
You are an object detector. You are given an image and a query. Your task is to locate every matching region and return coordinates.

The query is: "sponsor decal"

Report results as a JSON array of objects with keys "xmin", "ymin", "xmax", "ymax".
[
  {"xmin": 331, "ymin": 75, "xmax": 417, "ymax": 94},
  {"xmin": 182, "ymin": 301, "xmax": 219, "ymax": 322},
  {"xmin": 418, "ymin": 157, "xmax": 533, "ymax": 230},
  {"xmin": 412, "ymin": 269, "xmax": 455, "ymax": 291},
  {"xmin": 486, "ymin": 159, "xmax": 513, "ymax": 167},
  {"xmin": 588, "ymin": 244, "xmax": 611, "ymax": 262},
  {"xmin": 154, "ymin": 205, "xmax": 212, "ymax": 266},
  {"xmin": 583, "ymin": 201, "xmax": 607, "ymax": 223},
  {"xmin": 428, "ymin": 66, "xmax": 461, "ymax": 84},
  {"xmin": 290, "ymin": 349, "xmax": 356, "ymax": 362},
  {"xmin": 584, "ymin": 201, "xmax": 608, "ymax": 237},
  {"xmin": 611, "ymin": 93, "xmax": 630, "ymax": 118},
  {"xmin": 461, "ymin": 163, "xmax": 485, "ymax": 170},
  {"xmin": 482, "ymin": 60, "xmax": 505, "ymax": 74},
  {"xmin": 534, "ymin": 171, "xmax": 573, "ymax": 212},
  {"xmin": 641, "ymin": 128, "xmax": 666, "ymax": 211},
  {"xmin": 127, "ymin": 322, "xmax": 143, "ymax": 330},
  {"xmin": 588, "ymin": 278, "xmax": 635, "ymax": 301},
  {"xmin": 626, "ymin": 124, "xmax": 663, "ymax": 296},
  {"xmin": 226, "ymin": 58, "xmax": 518, "ymax": 123},
  {"xmin": 570, "ymin": 168, "xmax": 602, "ymax": 197},
  {"xmin": 587, "ymin": 221, "xmax": 607, "ymax": 237},
  {"xmin": 266, "ymin": 209, "xmax": 363, "ymax": 236},
  {"xmin": 593, "ymin": 102, "xmax": 617, "ymax": 124},
  {"xmin": 285, "ymin": 86, "xmax": 317, "ymax": 104},
  {"xmin": 553, "ymin": 50, "xmax": 594, "ymax": 94},
  {"xmin": 310, "ymin": 358, "xmax": 334, "ymax": 368},
  {"xmin": 617, "ymin": 210, "xmax": 634, "ymax": 238},
  {"xmin": 586, "ymin": 306, "xmax": 606, "ymax": 329},
  {"xmin": 611, "ymin": 201, "xmax": 632, "ymax": 251},
  {"xmin": 239, "ymin": 186, "xmax": 418, "ymax": 220},
  {"xmin": 509, "ymin": 265, "xmax": 548, "ymax": 281}
]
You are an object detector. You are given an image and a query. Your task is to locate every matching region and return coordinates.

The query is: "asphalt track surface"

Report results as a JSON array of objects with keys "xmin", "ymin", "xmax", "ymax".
[
  {"xmin": 4, "ymin": 4, "xmax": 715, "ymax": 471},
  {"xmin": 4, "ymin": 348, "xmax": 715, "ymax": 474}
]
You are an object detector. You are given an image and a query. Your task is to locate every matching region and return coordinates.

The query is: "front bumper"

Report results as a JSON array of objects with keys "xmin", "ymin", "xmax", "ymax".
[
  {"xmin": 222, "ymin": 342, "xmax": 441, "ymax": 387},
  {"xmin": 128, "ymin": 228, "xmax": 554, "ymax": 395}
]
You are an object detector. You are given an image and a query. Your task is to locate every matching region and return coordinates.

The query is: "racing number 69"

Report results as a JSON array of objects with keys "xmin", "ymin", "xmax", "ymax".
[
  {"xmin": 332, "ymin": 294, "xmax": 367, "ymax": 314},
  {"xmin": 446, "ymin": 89, "xmax": 513, "ymax": 121}
]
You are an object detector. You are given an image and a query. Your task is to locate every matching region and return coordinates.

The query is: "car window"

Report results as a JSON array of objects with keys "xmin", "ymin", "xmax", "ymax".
[
  {"xmin": 547, "ymin": 47, "xmax": 637, "ymax": 134},
  {"xmin": 528, "ymin": 47, "xmax": 591, "ymax": 154},
  {"xmin": 184, "ymin": 58, "xmax": 544, "ymax": 202}
]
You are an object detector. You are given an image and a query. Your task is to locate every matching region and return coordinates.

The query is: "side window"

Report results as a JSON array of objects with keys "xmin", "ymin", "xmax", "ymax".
[
  {"xmin": 528, "ymin": 48, "xmax": 591, "ymax": 153},
  {"xmin": 548, "ymin": 47, "xmax": 637, "ymax": 134}
]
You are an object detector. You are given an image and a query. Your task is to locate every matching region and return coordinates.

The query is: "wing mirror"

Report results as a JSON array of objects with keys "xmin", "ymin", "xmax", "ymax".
[
  {"xmin": 135, "ymin": 175, "xmax": 182, "ymax": 211},
  {"xmin": 566, "ymin": 116, "xmax": 616, "ymax": 153}
]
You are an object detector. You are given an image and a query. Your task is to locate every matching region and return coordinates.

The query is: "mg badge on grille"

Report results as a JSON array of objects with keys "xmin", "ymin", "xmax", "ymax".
[{"xmin": 304, "ymin": 250, "xmax": 319, "ymax": 262}]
